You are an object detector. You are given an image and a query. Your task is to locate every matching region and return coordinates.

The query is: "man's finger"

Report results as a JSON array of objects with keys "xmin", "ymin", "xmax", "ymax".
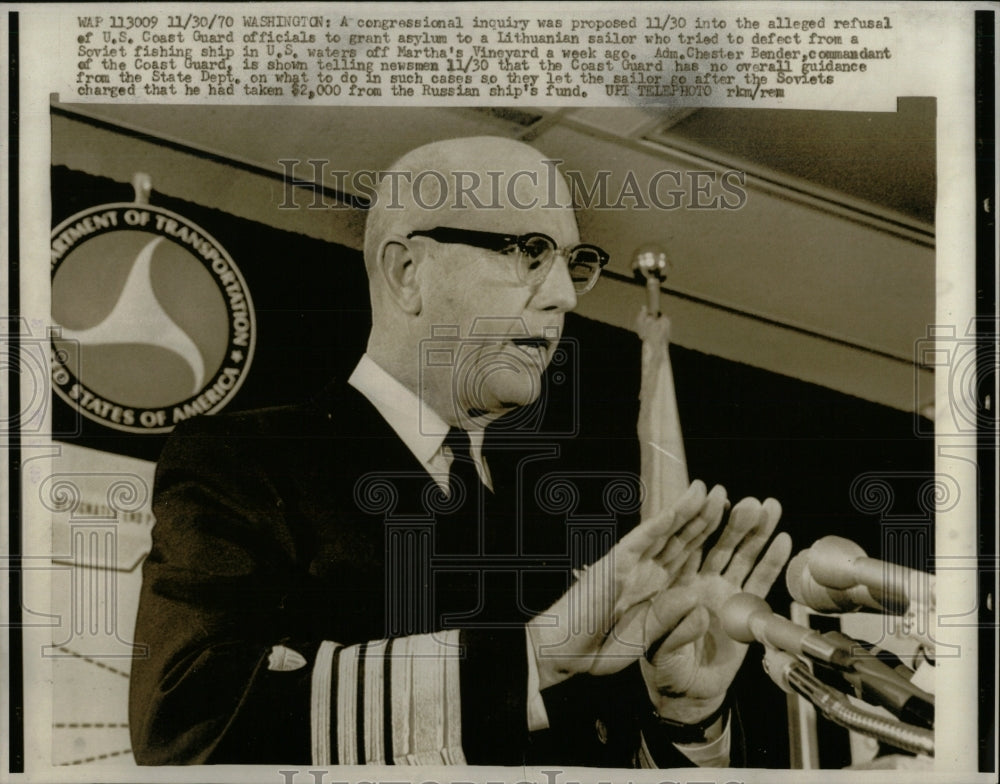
[
  {"xmin": 742, "ymin": 531, "xmax": 794, "ymax": 597},
  {"xmin": 648, "ymin": 605, "xmax": 711, "ymax": 660},
  {"xmin": 668, "ymin": 479, "xmax": 710, "ymax": 530},
  {"xmin": 643, "ymin": 587, "xmax": 700, "ymax": 647},
  {"xmin": 594, "ymin": 601, "xmax": 650, "ymax": 671},
  {"xmin": 624, "ymin": 480, "xmax": 708, "ymax": 560},
  {"xmin": 654, "ymin": 484, "xmax": 728, "ymax": 564},
  {"xmin": 653, "ymin": 479, "xmax": 711, "ymax": 549},
  {"xmin": 656, "ymin": 516, "xmax": 707, "ymax": 565},
  {"xmin": 723, "ymin": 497, "xmax": 783, "ymax": 585},
  {"xmin": 700, "ymin": 497, "xmax": 763, "ymax": 574},
  {"xmin": 667, "ymin": 548, "xmax": 702, "ymax": 588}
]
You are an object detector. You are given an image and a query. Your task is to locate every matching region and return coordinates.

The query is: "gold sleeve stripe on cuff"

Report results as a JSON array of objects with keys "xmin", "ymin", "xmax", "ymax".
[
  {"xmin": 313, "ymin": 631, "xmax": 465, "ymax": 765},
  {"xmin": 390, "ymin": 635, "xmax": 412, "ymax": 762},
  {"xmin": 336, "ymin": 642, "xmax": 361, "ymax": 764},
  {"xmin": 393, "ymin": 630, "xmax": 465, "ymax": 765},
  {"xmin": 363, "ymin": 638, "xmax": 389, "ymax": 764},
  {"xmin": 310, "ymin": 640, "xmax": 340, "ymax": 766}
]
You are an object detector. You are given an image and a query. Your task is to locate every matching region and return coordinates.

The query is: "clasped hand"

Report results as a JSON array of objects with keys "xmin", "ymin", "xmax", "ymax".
[{"xmin": 528, "ymin": 480, "xmax": 791, "ymax": 725}]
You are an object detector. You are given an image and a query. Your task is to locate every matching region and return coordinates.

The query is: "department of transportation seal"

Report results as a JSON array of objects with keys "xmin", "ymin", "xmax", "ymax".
[{"xmin": 50, "ymin": 200, "xmax": 256, "ymax": 433}]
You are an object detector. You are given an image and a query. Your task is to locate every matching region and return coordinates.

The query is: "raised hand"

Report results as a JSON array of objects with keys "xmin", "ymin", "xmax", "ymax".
[
  {"xmin": 528, "ymin": 480, "xmax": 729, "ymax": 690},
  {"xmin": 640, "ymin": 497, "xmax": 793, "ymax": 723}
]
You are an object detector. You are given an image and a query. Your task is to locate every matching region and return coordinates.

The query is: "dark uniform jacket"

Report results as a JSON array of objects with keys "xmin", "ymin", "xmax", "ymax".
[{"xmin": 129, "ymin": 380, "xmax": 745, "ymax": 767}]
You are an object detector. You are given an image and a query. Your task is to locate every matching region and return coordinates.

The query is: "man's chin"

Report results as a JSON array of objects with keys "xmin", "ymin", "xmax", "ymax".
[{"xmin": 464, "ymin": 378, "xmax": 543, "ymax": 419}]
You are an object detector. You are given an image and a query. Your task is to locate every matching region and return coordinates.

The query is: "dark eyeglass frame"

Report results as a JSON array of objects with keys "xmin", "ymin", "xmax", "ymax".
[{"xmin": 406, "ymin": 226, "xmax": 610, "ymax": 294}]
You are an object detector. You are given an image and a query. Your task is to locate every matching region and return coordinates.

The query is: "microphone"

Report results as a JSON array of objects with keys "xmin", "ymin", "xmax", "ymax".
[
  {"xmin": 761, "ymin": 646, "xmax": 803, "ymax": 693},
  {"xmin": 786, "ymin": 536, "xmax": 935, "ymax": 614},
  {"xmin": 720, "ymin": 593, "xmax": 854, "ymax": 669},
  {"xmin": 759, "ymin": 648, "xmax": 934, "ymax": 756},
  {"xmin": 723, "ymin": 593, "xmax": 935, "ymax": 727},
  {"xmin": 824, "ymin": 631, "xmax": 935, "ymax": 728},
  {"xmin": 786, "ymin": 550, "xmax": 900, "ymax": 614}
]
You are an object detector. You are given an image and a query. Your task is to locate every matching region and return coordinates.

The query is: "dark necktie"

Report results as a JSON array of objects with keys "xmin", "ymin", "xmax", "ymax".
[
  {"xmin": 439, "ymin": 430, "xmax": 529, "ymax": 626},
  {"xmin": 433, "ymin": 428, "xmax": 484, "ymax": 625},
  {"xmin": 444, "ymin": 427, "xmax": 480, "ymax": 502},
  {"xmin": 434, "ymin": 427, "xmax": 482, "ymax": 554}
]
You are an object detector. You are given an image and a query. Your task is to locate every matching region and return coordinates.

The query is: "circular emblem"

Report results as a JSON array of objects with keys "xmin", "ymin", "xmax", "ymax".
[{"xmin": 50, "ymin": 203, "xmax": 255, "ymax": 433}]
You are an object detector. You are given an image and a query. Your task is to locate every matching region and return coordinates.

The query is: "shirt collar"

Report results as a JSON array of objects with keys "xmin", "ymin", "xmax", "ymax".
[
  {"xmin": 348, "ymin": 354, "xmax": 448, "ymax": 467},
  {"xmin": 348, "ymin": 354, "xmax": 492, "ymax": 491}
]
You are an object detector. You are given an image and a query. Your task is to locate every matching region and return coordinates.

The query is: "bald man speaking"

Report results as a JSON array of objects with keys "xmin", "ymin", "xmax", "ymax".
[{"xmin": 130, "ymin": 137, "xmax": 790, "ymax": 768}]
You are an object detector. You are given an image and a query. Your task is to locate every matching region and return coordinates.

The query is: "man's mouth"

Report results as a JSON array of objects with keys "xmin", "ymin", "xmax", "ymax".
[{"xmin": 510, "ymin": 336, "xmax": 552, "ymax": 357}]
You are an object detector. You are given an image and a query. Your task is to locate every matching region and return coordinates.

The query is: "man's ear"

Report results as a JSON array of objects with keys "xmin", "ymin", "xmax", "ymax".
[{"xmin": 377, "ymin": 237, "xmax": 422, "ymax": 315}]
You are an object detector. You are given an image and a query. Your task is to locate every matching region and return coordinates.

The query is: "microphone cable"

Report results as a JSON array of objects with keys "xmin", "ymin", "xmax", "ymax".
[{"xmin": 764, "ymin": 648, "xmax": 934, "ymax": 758}]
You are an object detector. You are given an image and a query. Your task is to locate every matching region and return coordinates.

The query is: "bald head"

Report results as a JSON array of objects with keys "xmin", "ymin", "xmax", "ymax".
[{"xmin": 363, "ymin": 136, "xmax": 576, "ymax": 269}]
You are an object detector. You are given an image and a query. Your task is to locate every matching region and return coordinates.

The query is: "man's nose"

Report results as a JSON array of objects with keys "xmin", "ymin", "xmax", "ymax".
[{"xmin": 530, "ymin": 253, "xmax": 578, "ymax": 312}]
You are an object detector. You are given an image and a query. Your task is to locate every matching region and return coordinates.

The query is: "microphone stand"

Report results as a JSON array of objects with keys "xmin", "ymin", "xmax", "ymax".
[
  {"xmin": 765, "ymin": 649, "xmax": 934, "ymax": 758},
  {"xmin": 818, "ymin": 631, "xmax": 934, "ymax": 728}
]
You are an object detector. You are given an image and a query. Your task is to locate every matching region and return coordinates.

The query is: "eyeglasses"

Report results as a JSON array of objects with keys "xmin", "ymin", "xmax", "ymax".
[{"xmin": 406, "ymin": 226, "xmax": 610, "ymax": 294}]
